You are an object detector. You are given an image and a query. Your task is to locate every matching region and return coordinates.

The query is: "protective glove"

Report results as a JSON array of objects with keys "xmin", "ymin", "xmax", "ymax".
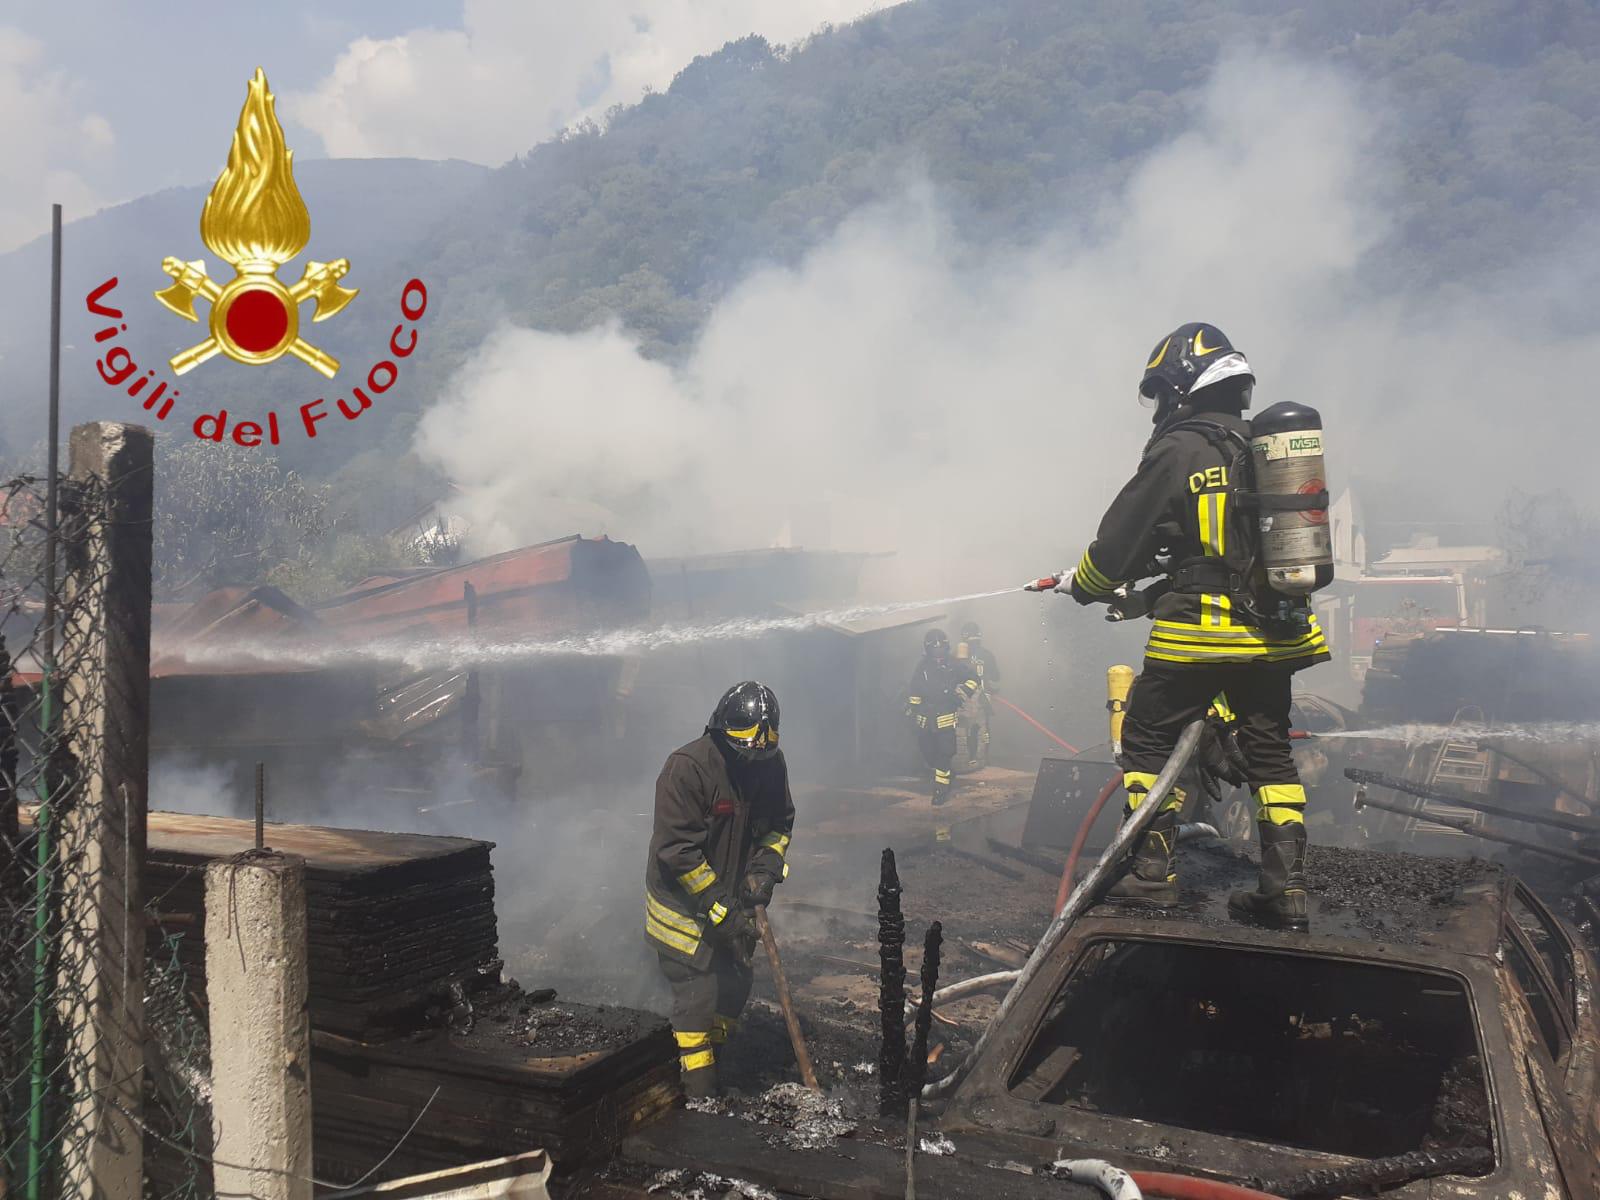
[
  {"xmin": 1104, "ymin": 585, "xmax": 1149, "ymax": 623},
  {"xmin": 1199, "ymin": 717, "xmax": 1249, "ymax": 788},
  {"xmin": 709, "ymin": 904, "xmax": 758, "ymax": 967},
  {"xmin": 743, "ymin": 872, "xmax": 777, "ymax": 909}
]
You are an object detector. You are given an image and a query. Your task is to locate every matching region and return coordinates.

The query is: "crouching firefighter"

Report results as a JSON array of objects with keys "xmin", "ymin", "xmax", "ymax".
[
  {"xmin": 907, "ymin": 629, "xmax": 980, "ymax": 805},
  {"xmin": 1038, "ymin": 322, "xmax": 1331, "ymax": 930},
  {"xmin": 645, "ymin": 681, "xmax": 795, "ymax": 1096}
]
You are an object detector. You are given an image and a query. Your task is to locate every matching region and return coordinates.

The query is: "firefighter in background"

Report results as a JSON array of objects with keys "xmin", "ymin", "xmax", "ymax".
[
  {"xmin": 908, "ymin": 628, "xmax": 980, "ymax": 805},
  {"xmin": 955, "ymin": 621, "xmax": 1002, "ymax": 768},
  {"xmin": 1056, "ymin": 323, "xmax": 1328, "ymax": 930},
  {"xmin": 644, "ymin": 681, "xmax": 795, "ymax": 1097}
]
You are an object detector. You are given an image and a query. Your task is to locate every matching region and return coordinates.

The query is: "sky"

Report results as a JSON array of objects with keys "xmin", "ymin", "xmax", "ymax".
[{"xmin": 0, "ymin": 0, "xmax": 886, "ymax": 254}]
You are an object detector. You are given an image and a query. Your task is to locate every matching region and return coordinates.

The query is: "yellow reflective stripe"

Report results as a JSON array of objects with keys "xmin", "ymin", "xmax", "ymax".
[
  {"xmin": 681, "ymin": 1048, "xmax": 715, "ymax": 1071},
  {"xmin": 1256, "ymin": 783, "xmax": 1307, "ymax": 825},
  {"xmin": 646, "ymin": 917, "xmax": 699, "ymax": 954},
  {"xmin": 1149, "ymin": 620, "xmax": 1329, "ymax": 650},
  {"xmin": 907, "ymin": 695, "xmax": 923, "ymax": 704},
  {"xmin": 708, "ymin": 901, "xmax": 729, "ymax": 926},
  {"xmin": 1210, "ymin": 692, "xmax": 1236, "ymax": 722},
  {"xmin": 935, "ymin": 768, "xmax": 952, "ymax": 783},
  {"xmin": 675, "ymin": 1030, "xmax": 712, "ymax": 1048},
  {"xmin": 1123, "ymin": 771, "xmax": 1182, "ymax": 813},
  {"xmin": 936, "ymin": 713, "xmax": 958, "ymax": 728},
  {"xmin": 1075, "ymin": 549, "xmax": 1119, "ymax": 597},
  {"xmin": 781, "ymin": 861, "xmax": 790, "ymax": 879},
  {"xmin": 647, "ymin": 895, "xmax": 701, "ymax": 935},
  {"xmin": 758, "ymin": 831, "xmax": 790, "ymax": 856},
  {"xmin": 1215, "ymin": 493, "xmax": 1228, "ymax": 557},
  {"xmin": 724, "ymin": 723, "xmax": 760, "ymax": 739},
  {"xmin": 1197, "ymin": 493, "xmax": 1213, "ymax": 556},
  {"xmin": 678, "ymin": 861, "xmax": 717, "ymax": 895}
]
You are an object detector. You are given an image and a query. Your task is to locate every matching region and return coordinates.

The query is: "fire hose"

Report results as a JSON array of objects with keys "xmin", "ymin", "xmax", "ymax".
[
  {"xmin": 923, "ymin": 720, "xmax": 1205, "ymax": 1099},
  {"xmin": 1048, "ymin": 1162, "xmax": 1290, "ymax": 1200},
  {"xmin": 991, "ymin": 694, "xmax": 1081, "ymax": 754},
  {"xmin": 1056, "ymin": 770, "xmax": 1124, "ymax": 915}
]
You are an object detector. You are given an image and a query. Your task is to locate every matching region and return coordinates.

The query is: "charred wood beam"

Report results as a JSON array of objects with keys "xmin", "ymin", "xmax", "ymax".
[
  {"xmin": 907, "ymin": 922, "xmax": 942, "ymax": 1100},
  {"xmin": 1254, "ymin": 1146, "xmax": 1492, "ymax": 1199},
  {"xmin": 877, "ymin": 848, "xmax": 907, "ymax": 1118},
  {"xmin": 984, "ymin": 838, "xmax": 1064, "ymax": 873},
  {"xmin": 943, "ymin": 845, "xmax": 1024, "ymax": 882}
]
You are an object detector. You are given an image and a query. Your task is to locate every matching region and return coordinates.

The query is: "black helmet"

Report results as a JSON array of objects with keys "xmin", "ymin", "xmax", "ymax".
[
  {"xmin": 709, "ymin": 681, "xmax": 780, "ymax": 761},
  {"xmin": 924, "ymin": 628, "xmax": 950, "ymax": 656},
  {"xmin": 959, "ymin": 621, "xmax": 981, "ymax": 641},
  {"xmin": 1139, "ymin": 322, "xmax": 1254, "ymax": 415}
]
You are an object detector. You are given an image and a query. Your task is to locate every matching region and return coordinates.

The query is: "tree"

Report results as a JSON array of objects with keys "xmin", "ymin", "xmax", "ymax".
[{"xmin": 153, "ymin": 440, "xmax": 328, "ymax": 599}]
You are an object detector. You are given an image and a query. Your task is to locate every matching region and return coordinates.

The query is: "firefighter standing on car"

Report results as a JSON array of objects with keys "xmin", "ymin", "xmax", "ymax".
[
  {"xmin": 644, "ymin": 681, "xmax": 794, "ymax": 1097},
  {"xmin": 1040, "ymin": 322, "xmax": 1330, "ymax": 930},
  {"xmin": 908, "ymin": 629, "xmax": 980, "ymax": 806},
  {"xmin": 955, "ymin": 621, "xmax": 1001, "ymax": 768}
]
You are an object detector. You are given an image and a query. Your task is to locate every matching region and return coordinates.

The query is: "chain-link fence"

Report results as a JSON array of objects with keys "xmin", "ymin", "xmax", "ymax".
[{"xmin": 0, "ymin": 466, "xmax": 209, "ymax": 1200}]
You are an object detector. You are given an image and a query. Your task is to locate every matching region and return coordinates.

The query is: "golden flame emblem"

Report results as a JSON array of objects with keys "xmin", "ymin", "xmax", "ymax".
[{"xmin": 154, "ymin": 68, "xmax": 356, "ymax": 378}]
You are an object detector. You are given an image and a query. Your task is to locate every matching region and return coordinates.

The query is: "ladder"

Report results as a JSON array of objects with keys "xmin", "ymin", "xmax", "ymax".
[{"xmin": 1406, "ymin": 710, "xmax": 1494, "ymax": 839}]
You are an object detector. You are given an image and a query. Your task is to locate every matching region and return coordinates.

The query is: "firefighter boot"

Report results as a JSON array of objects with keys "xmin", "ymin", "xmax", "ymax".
[
  {"xmin": 1228, "ymin": 821, "xmax": 1309, "ymax": 932},
  {"xmin": 932, "ymin": 767, "xmax": 952, "ymax": 806},
  {"xmin": 1106, "ymin": 808, "xmax": 1179, "ymax": 905},
  {"xmin": 682, "ymin": 1058, "xmax": 719, "ymax": 1099}
]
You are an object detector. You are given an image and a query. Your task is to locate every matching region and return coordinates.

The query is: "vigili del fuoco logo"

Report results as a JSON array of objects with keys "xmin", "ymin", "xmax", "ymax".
[{"xmin": 85, "ymin": 67, "xmax": 430, "ymax": 447}]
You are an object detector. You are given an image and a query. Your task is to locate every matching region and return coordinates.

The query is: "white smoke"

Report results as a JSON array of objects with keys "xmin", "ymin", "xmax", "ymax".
[
  {"xmin": 288, "ymin": 0, "xmax": 889, "ymax": 164},
  {"xmin": 414, "ymin": 48, "xmax": 1600, "ymax": 599},
  {"xmin": 0, "ymin": 27, "xmax": 114, "ymax": 253}
]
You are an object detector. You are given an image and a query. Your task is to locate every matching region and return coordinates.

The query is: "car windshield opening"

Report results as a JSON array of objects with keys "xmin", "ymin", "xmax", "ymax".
[{"xmin": 1009, "ymin": 939, "xmax": 1493, "ymax": 1163}]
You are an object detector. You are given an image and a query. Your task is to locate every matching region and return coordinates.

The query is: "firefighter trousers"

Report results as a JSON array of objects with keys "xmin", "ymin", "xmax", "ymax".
[
  {"xmin": 1121, "ymin": 662, "xmax": 1306, "ymax": 827},
  {"xmin": 657, "ymin": 948, "xmax": 754, "ymax": 1095},
  {"xmin": 916, "ymin": 722, "xmax": 957, "ymax": 794}
]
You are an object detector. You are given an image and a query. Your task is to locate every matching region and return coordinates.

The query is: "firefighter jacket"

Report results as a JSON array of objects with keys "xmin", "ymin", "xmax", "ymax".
[
  {"xmin": 644, "ymin": 733, "xmax": 795, "ymax": 968},
  {"xmin": 1070, "ymin": 410, "xmax": 1329, "ymax": 669},
  {"xmin": 907, "ymin": 656, "xmax": 980, "ymax": 731}
]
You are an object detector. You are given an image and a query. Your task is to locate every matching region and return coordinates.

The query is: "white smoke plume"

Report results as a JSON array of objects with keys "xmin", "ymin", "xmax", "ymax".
[
  {"xmin": 414, "ymin": 49, "xmax": 1600, "ymax": 608},
  {"xmin": 288, "ymin": 0, "xmax": 888, "ymax": 164}
]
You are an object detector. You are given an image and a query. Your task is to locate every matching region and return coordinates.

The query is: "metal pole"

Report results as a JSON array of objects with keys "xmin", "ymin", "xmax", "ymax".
[
  {"xmin": 25, "ymin": 202, "xmax": 62, "ymax": 1200},
  {"xmin": 924, "ymin": 719, "xmax": 1204, "ymax": 1099},
  {"xmin": 1352, "ymin": 786, "xmax": 1600, "ymax": 868},
  {"xmin": 1345, "ymin": 768, "xmax": 1600, "ymax": 836},
  {"xmin": 255, "ymin": 762, "xmax": 265, "ymax": 850}
]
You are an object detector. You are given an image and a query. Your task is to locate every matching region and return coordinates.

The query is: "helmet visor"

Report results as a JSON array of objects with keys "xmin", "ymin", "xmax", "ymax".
[{"xmin": 723, "ymin": 721, "xmax": 779, "ymax": 760}]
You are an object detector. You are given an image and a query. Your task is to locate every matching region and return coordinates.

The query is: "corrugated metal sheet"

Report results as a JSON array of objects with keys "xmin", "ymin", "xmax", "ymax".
[
  {"xmin": 148, "ymin": 534, "xmax": 650, "ymax": 680},
  {"xmin": 316, "ymin": 534, "xmax": 649, "ymax": 639}
]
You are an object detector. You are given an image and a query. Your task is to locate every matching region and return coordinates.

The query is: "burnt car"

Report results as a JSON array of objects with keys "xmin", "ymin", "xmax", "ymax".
[{"xmin": 938, "ymin": 842, "xmax": 1600, "ymax": 1197}]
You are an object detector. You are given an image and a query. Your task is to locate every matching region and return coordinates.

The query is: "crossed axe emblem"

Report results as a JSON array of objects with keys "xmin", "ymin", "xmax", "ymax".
[{"xmin": 155, "ymin": 257, "xmax": 358, "ymax": 378}]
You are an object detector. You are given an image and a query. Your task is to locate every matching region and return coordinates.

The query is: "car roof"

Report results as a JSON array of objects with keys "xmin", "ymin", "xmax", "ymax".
[{"xmin": 1081, "ymin": 840, "xmax": 1508, "ymax": 961}]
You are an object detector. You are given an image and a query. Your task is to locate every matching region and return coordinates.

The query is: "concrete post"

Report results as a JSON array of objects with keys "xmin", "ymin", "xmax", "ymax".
[
  {"xmin": 205, "ymin": 853, "xmax": 314, "ymax": 1200},
  {"xmin": 58, "ymin": 421, "xmax": 153, "ymax": 1199}
]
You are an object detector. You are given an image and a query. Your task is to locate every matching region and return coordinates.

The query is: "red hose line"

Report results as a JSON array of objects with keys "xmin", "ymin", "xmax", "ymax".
[
  {"xmin": 1131, "ymin": 1172, "xmax": 1286, "ymax": 1200},
  {"xmin": 993, "ymin": 694, "xmax": 1081, "ymax": 754},
  {"xmin": 1053, "ymin": 770, "xmax": 1123, "ymax": 915}
]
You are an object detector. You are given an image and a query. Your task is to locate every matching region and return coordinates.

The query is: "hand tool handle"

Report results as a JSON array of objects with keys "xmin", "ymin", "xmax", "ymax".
[{"xmin": 754, "ymin": 905, "xmax": 821, "ymax": 1092}]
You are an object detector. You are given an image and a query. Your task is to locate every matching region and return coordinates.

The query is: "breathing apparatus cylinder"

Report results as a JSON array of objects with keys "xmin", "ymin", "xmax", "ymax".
[
  {"xmin": 1249, "ymin": 402, "xmax": 1333, "ymax": 596},
  {"xmin": 1107, "ymin": 664, "xmax": 1134, "ymax": 756}
]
